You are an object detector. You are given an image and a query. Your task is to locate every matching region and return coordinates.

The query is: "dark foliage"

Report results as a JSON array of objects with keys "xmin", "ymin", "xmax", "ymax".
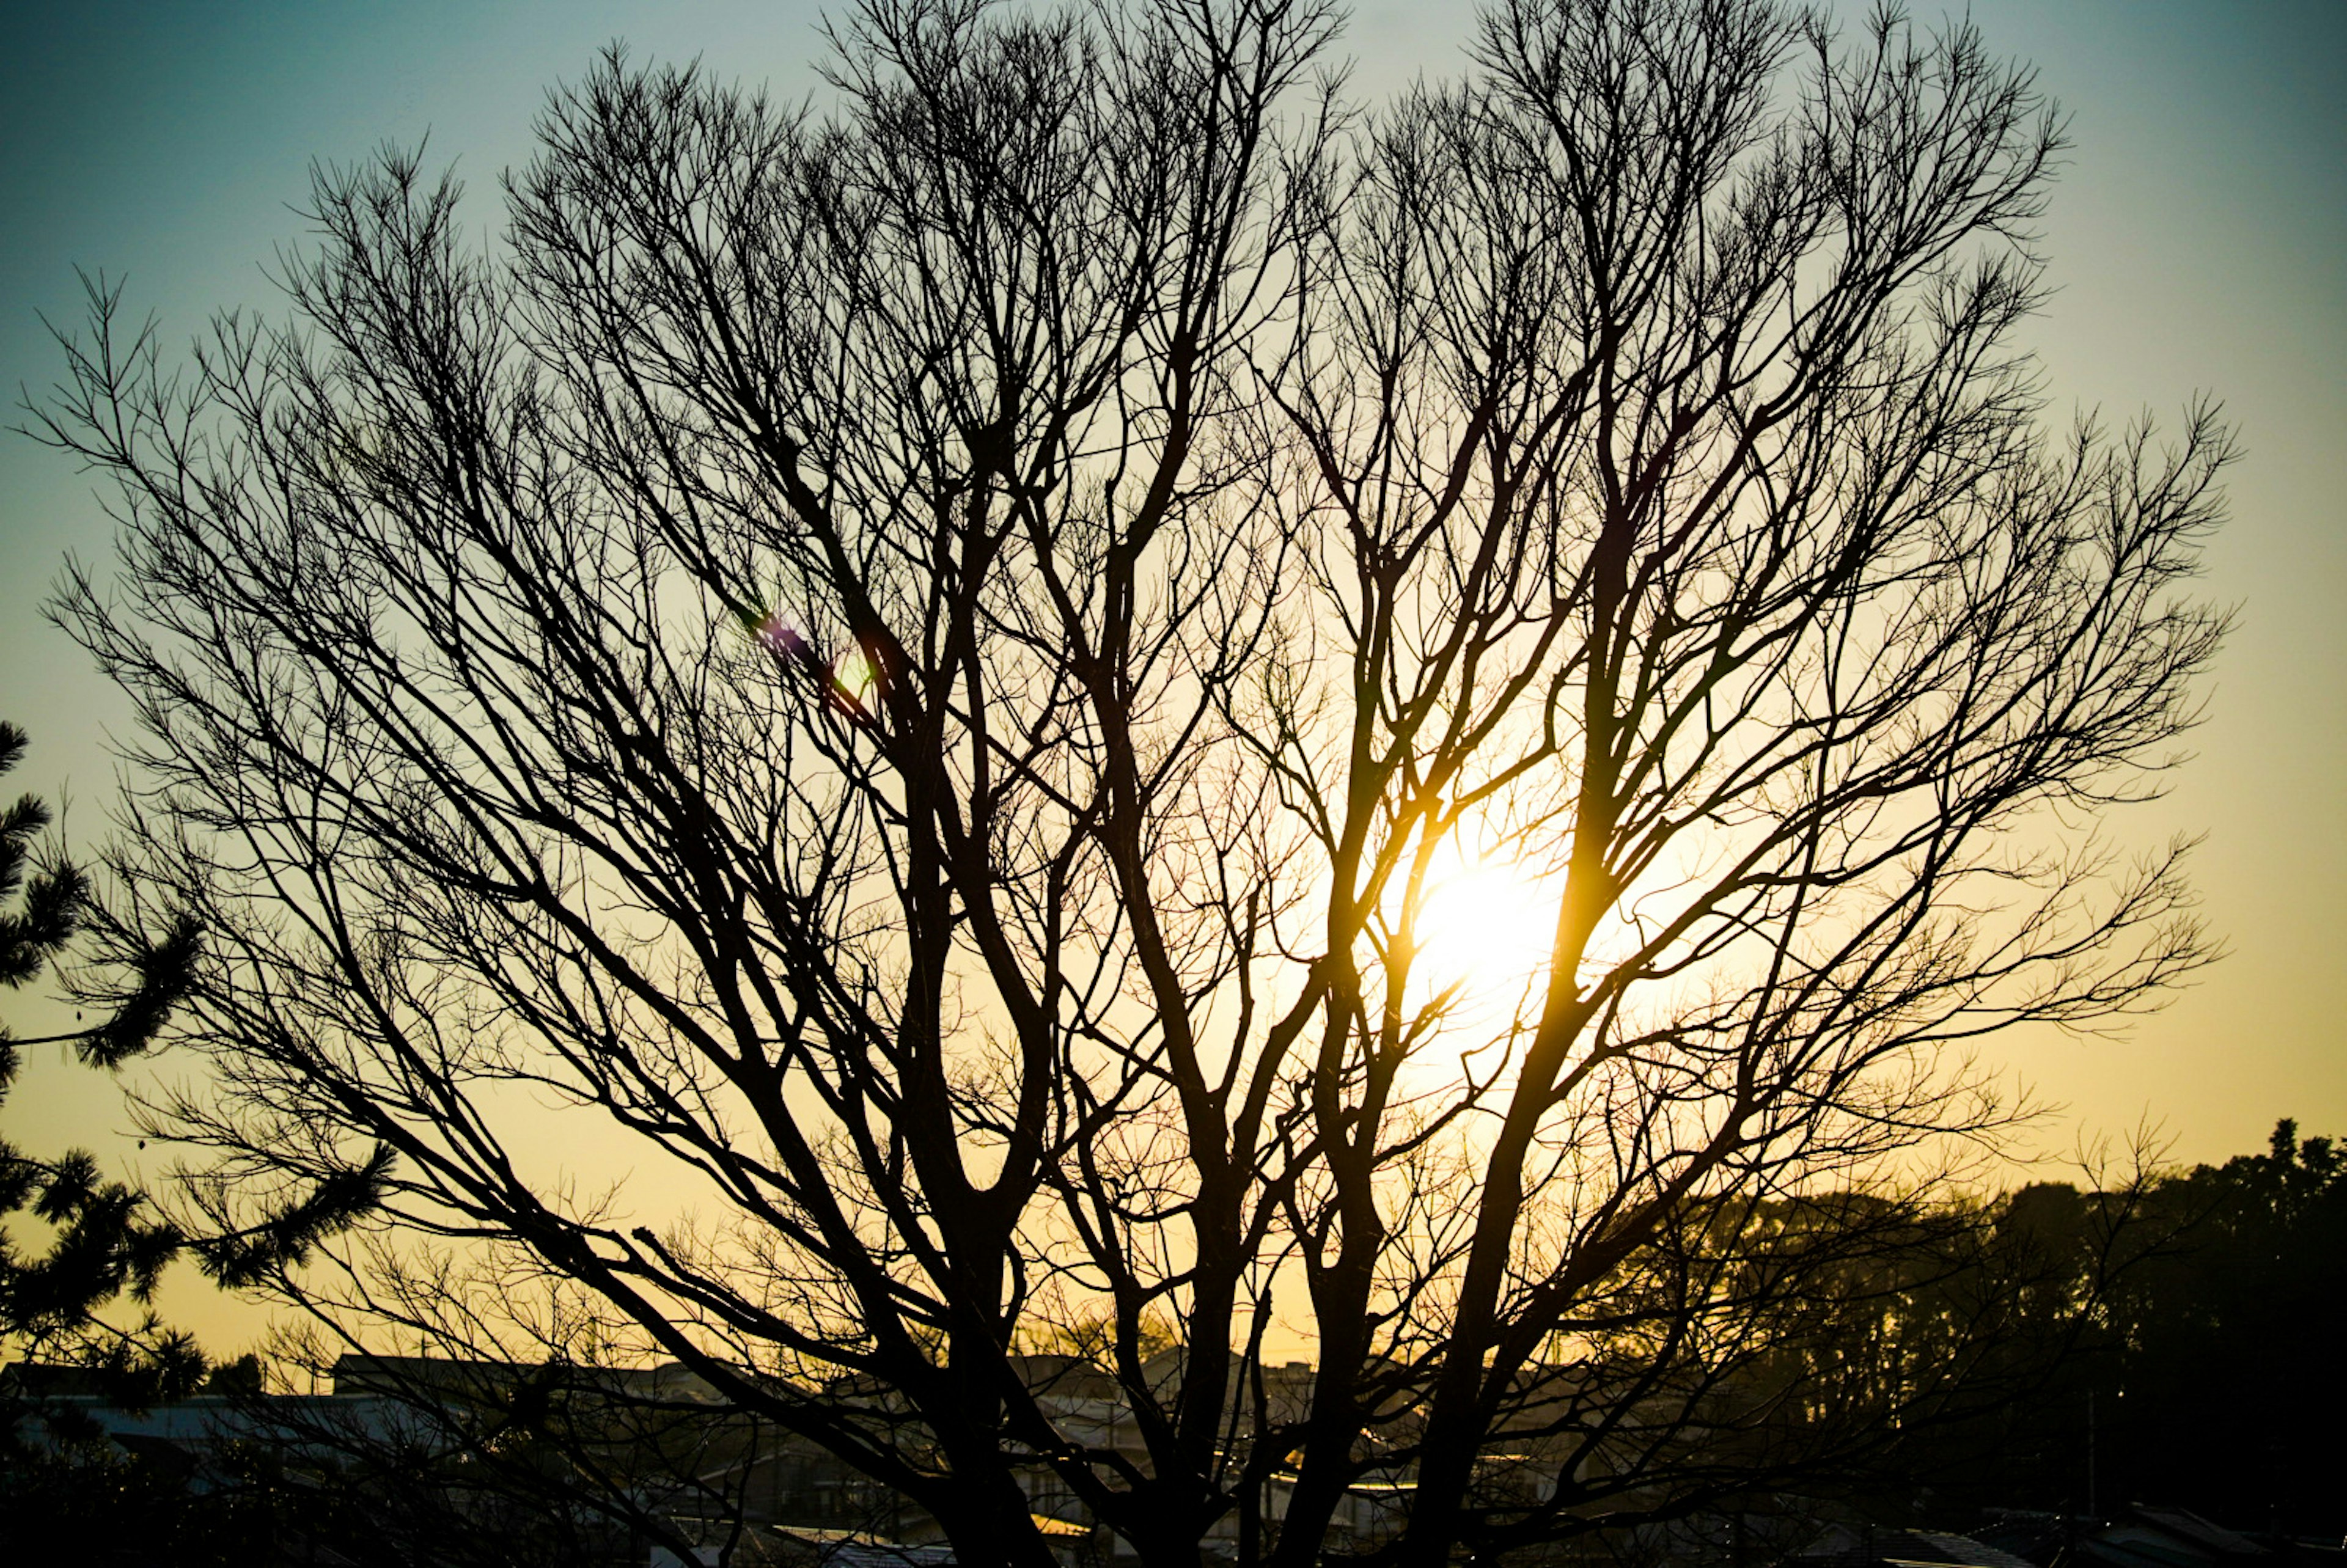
[
  {"xmin": 1816, "ymin": 1121, "xmax": 2347, "ymax": 1535},
  {"xmin": 2090, "ymin": 1121, "xmax": 2347, "ymax": 1532},
  {"xmin": 0, "ymin": 721, "xmax": 205, "ymax": 1399}
]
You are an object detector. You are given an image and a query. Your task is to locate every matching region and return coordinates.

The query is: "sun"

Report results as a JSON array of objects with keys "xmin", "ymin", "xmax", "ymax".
[{"xmin": 1411, "ymin": 850, "xmax": 1557, "ymax": 1003}]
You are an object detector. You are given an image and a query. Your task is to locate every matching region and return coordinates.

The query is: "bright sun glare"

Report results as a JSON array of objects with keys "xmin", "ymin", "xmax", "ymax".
[{"xmin": 1412, "ymin": 852, "xmax": 1558, "ymax": 1004}]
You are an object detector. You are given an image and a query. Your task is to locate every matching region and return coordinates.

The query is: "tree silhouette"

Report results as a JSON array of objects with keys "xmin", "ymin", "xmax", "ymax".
[
  {"xmin": 1830, "ymin": 1122, "xmax": 2347, "ymax": 1533},
  {"xmin": 2088, "ymin": 1121, "xmax": 2347, "ymax": 1531},
  {"xmin": 0, "ymin": 722, "xmax": 201, "ymax": 1399},
  {"xmin": 25, "ymin": 0, "xmax": 2230, "ymax": 1562}
]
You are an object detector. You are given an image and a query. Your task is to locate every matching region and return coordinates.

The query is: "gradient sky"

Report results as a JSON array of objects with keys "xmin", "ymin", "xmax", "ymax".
[{"xmin": 3, "ymin": 0, "xmax": 2343, "ymax": 1352}]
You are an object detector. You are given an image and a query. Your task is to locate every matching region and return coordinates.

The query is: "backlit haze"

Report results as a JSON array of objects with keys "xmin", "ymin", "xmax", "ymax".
[{"xmin": 4, "ymin": 0, "xmax": 2341, "ymax": 1354}]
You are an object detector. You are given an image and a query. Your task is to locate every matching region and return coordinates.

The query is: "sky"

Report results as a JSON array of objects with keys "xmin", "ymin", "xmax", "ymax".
[{"xmin": 2, "ymin": 0, "xmax": 2343, "ymax": 1354}]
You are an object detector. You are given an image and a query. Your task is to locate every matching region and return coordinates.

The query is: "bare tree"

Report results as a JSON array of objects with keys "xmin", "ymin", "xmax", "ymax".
[{"xmin": 26, "ymin": 0, "xmax": 2229, "ymax": 1563}]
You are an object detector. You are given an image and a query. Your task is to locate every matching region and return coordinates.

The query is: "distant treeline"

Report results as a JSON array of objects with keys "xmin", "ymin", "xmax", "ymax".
[
  {"xmin": 1839, "ymin": 1119, "xmax": 2347, "ymax": 1532},
  {"xmin": 7, "ymin": 1123, "xmax": 2340, "ymax": 1553}
]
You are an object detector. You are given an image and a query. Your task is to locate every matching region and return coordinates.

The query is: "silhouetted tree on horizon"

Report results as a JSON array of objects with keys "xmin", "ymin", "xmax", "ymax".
[
  {"xmin": 23, "ymin": 0, "xmax": 2231, "ymax": 1562},
  {"xmin": 2088, "ymin": 1120, "xmax": 2347, "ymax": 1532},
  {"xmin": 1798, "ymin": 1119, "xmax": 2347, "ymax": 1536}
]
